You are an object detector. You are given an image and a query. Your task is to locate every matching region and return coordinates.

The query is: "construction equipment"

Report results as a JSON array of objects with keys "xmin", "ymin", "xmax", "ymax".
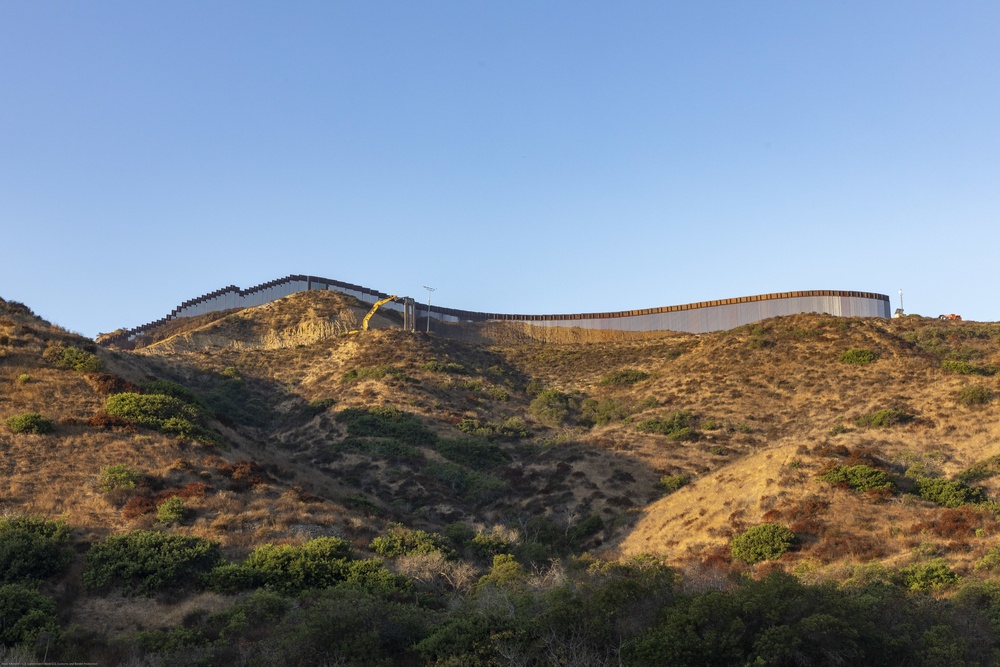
[
  {"xmin": 938, "ymin": 314, "xmax": 963, "ymax": 321},
  {"xmin": 345, "ymin": 295, "xmax": 398, "ymax": 335}
]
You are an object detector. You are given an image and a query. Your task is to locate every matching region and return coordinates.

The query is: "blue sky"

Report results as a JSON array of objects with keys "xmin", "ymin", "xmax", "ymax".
[{"xmin": 2, "ymin": 2, "xmax": 997, "ymax": 337}]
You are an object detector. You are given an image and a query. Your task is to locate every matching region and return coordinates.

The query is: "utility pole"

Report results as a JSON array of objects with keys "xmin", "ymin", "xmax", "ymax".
[{"xmin": 423, "ymin": 286, "xmax": 436, "ymax": 333}]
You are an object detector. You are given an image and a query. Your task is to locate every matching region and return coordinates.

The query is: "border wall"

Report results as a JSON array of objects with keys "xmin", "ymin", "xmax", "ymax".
[{"xmin": 97, "ymin": 274, "xmax": 891, "ymax": 347}]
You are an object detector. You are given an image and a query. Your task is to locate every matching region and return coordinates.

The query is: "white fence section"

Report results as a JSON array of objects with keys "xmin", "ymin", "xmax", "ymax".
[{"xmin": 98, "ymin": 276, "xmax": 891, "ymax": 347}]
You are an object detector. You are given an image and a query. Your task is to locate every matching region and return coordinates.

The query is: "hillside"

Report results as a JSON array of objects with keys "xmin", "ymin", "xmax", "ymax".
[{"xmin": 3, "ymin": 291, "xmax": 1000, "ymax": 665}]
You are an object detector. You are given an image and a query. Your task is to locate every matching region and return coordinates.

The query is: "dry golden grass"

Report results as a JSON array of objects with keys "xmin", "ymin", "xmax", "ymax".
[{"xmin": 6, "ymin": 291, "xmax": 1000, "ymax": 591}]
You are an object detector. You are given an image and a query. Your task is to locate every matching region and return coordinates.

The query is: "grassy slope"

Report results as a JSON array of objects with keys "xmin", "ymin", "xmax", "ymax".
[{"xmin": 4, "ymin": 291, "xmax": 1000, "ymax": 644}]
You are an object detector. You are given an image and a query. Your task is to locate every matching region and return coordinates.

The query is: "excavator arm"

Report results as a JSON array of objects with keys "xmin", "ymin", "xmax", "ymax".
[{"xmin": 361, "ymin": 295, "xmax": 398, "ymax": 331}]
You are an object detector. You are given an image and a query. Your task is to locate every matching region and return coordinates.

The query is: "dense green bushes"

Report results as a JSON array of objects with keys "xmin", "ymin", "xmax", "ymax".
[
  {"xmin": 529, "ymin": 389, "xmax": 577, "ymax": 425},
  {"xmin": 658, "ymin": 474, "xmax": 690, "ymax": 494},
  {"xmin": 854, "ymin": 408, "xmax": 913, "ymax": 428},
  {"xmin": 599, "ymin": 369, "xmax": 650, "ymax": 386},
  {"xmin": 105, "ymin": 392, "xmax": 198, "ymax": 429},
  {"xmin": 370, "ymin": 525, "xmax": 450, "ymax": 558},
  {"xmin": 731, "ymin": 524, "xmax": 796, "ymax": 564},
  {"xmin": 97, "ymin": 464, "xmax": 142, "ymax": 493},
  {"xmin": 455, "ymin": 416, "xmax": 529, "ymax": 440},
  {"xmin": 335, "ymin": 407, "xmax": 436, "ymax": 446},
  {"xmin": 838, "ymin": 348, "xmax": 878, "ymax": 365},
  {"xmin": 819, "ymin": 465, "xmax": 895, "ymax": 493},
  {"xmin": 425, "ymin": 463, "xmax": 509, "ymax": 506},
  {"xmin": 208, "ymin": 537, "xmax": 405, "ymax": 595},
  {"xmin": 0, "ymin": 517, "xmax": 72, "ymax": 584},
  {"xmin": 341, "ymin": 365, "xmax": 406, "ymax": 383},
  {"xmin": 421, "ymin": 359, "xmax": 467, "ymax": 374},
  {"xmin": 84, "ymin": 531, "xmax": 221, "ymax": 595},
  {"xmin": 626, "ymin": 571, "xmax": 993, "ymax": 666},
  {"xmin": 0, "ymin": 584, "xmax": 60, "ymax": 646},
  {"xmin": 53, "ymin": 345, "xmax": 102, "ymax": 372},
  {"xmin": 580, "ymin": 397, "xmax": 633, "ymax": 426},
  {"xmin": 637, "ymin": 411, "xmax": 699, "ymax": 441},
  {"xmin": 899, "ymin": 559, "xmax": 960, "ymax": 591},
  {"xmin": 942, "ymin": 360, "xmax": 997, "ymax": 376},
  {"xmin": 3, "ymin": 413, "xmax": 53, "ymax": 434},
  {"xmin": 915, "ymin": 477, "xmax": 988, "ymax": 508},
  {"xmin": 433, "ymin": 438, "xmax": 510, "ymax": 469},
  {"xmin": 957, "ymin": 384, "xmax": 993, "ymax": 406}
]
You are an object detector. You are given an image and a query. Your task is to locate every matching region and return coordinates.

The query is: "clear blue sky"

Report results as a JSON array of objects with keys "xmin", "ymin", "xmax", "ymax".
[{"xmin": 2, "ymin": 2, "xmax": 997, "ymax": 337}]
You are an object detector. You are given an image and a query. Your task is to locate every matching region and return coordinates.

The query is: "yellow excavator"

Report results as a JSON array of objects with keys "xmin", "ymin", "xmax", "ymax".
[{"xmin": 345, "ymin": 295, "xmax": 397, "ymax": 335}]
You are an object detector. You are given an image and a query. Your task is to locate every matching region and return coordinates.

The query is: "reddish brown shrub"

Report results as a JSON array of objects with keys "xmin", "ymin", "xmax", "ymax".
[
  {"xmin": 844, "ymin": 445, "xmax": 886, "ymax": 468},
  {"xmin": 911, "ymin": 506, "xmax": 988, "ymax": 539},
  {"xmin": 153, "ymin": 482, "xmax": 211, "ymax": 504},
  {"xmin": 178, "ymin": 481, "xmax": 212, "ymax": 498},
  {"xmin": 88, "ymin": 413, "xmax": 138, "ymax": 432},
  {"xmin": 218, "ymin": 460, "xmax": 269, "ymax": 490},
  {"xmin": 121, "ymin": 496, "xmax": 156, "ymax": 520},
  {"xmin": 701, "ymin": 543, "xmax": 732, "ymax": 569},
  {"xmin": 85, "ymin": 373, "xmax": 139, "ymax": 395},
  {"xmin": 863, "ymin": 487, "xmax": 895, "ymax": 502},
  {"xmin": 812, "ymin": 531, "xmax": 887, "ymax": 563},
  {"xmin": 813, "ymin": 443, "xmax": 850, "ymax": 458}
]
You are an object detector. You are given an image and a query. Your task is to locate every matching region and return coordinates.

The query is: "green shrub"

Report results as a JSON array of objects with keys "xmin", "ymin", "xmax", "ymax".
[
  {"xmin": 204, "ymin": 376, "xmax": 270, "ymax": 428},
  {"xmin": 942, "ymin": 360, "xmax": 997, "ymax": 376},
  {"xmin": 433, "ymin": 438, "xmax": 510, "ymax": 469},
  {"xmin": 580, "ymin": 398, "xmax": 632, "ymax": 426},
  {"xmin": 104, "ymin": 392, "xmax": 199, "ymax": 429},
  {"xmin": 98, "ymin": 464, "xmax": 143, "ymax": 492},
  {"xmin": 370, "ymin": 525, "xmax": 450, "ymax": 558},
  {"xmin": 332, "ymin": 436, "xmax": 424, "ymax": 463},
  {"xmin": 15, "ymin": 373, "xmax": 30, "ymax": 385},
  {"xmin": 455, "ymin": 417, "xmax": 529, "ymax": 440},
  {"xmin": 105, "ymin": 392, "xmax": 217, "ymax": 443},
  {"xmin": 469, "ymin": 527, "xmax": 517, "ymax": 559},
  {"xmin": 916, "ymin": 477, "xmax": 988, "ymax": 508},
  {"xmin": 828, "ymin": 423, "xmax": 850, "ymax": 436},
  {"xmin": 251, "ymin": 585, "xmax": 427, "ymax": 666},
  {"xmin": 598, "ymin": 369, "xmax": 650, "ymax": 386},
  {"xmin": 156, "ymin": 497, "xmax": 187, "ymax": 524},
  {"xmin": 529, "ymin": 389, "xmax": 576, "ymax": 425},
  {"xmin": 658, "ymin": 475, "xmax": 690, "ymax": 494},
  {"xmin": 0, "ymin": 517, "xmax": 72, "ymax": 584},
  {"xmin": 838, "ymin": 348, "xmax": 879, "ymax": 365},
  {"xmin": 0, "ymin": 584, "xmax": 60, "ymax": 646},
  {"xmin": 974, "ymin": 545, "xmax": 1000, "ymax": 572},
  {"xmin": 209, "ymin": 537, "xmax": 407, "ymax": 595},
  {"xmin": 731, "ymin": 524, "xmax": 796, "ymax": 564},
  {"xmin": 957, "ymin": 385, "xmax": 993, "ymax": 406},
  {"xmin": 958, "ymin": 455, "xmax": 1000, "ymax": 484},
  {"xmin": 819, "ymin": 465, "xmax": 895, "ymax": 493},
  {"xmin": 899, "ymin": 559, "xmax": 960, "ymax": 591},
  {"xmin": 486, "ymin": 386, "xmax": 510, "ymax": 401},
  {"xmin": 141, "ymin": 379, "xmax": 207, "ymax": 411},
  {"xmin": 477, "ymin": 554, "xmax": 526, "ymax": 590},
  {"xmin": 425, "ymin": 463, "xmax": 509, "ymax": 506},
  {"xmin": 421, "ymin": 360, "xmax": 467, "ymax": 374},
  {"xmin": 637, "ymin": 411, "xmax": 698, "ymax": 441},
  {"xmin": 335, "ymin": 407, "xmax": 436, "ymax": 446},
  {"xmin": 84, "ymin": 530, "xmax": 221, "ymax": 595},
  {"xmin": 854, "ymin": 408, "xmax": 913, "ymax": 428},
  {"xmin": 4, "ymin": 413, "xmax": 53, "ymax": 434},
  {"xmin": 54, "ymin": 345, "xmax": 102, "ymax": 372},
  {"xmin": 341, "ymin": 365, "xmax": 406, "ymax": 383},
  {"xmin": 307, "ymin": 397, "xmax": 336, "ymax": 415},
  {"xmin": 568, "ymin": 515, "xmax": 604, "ymax": 543}
]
